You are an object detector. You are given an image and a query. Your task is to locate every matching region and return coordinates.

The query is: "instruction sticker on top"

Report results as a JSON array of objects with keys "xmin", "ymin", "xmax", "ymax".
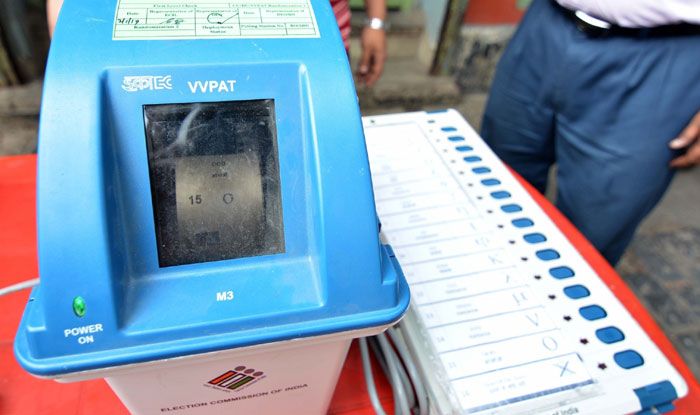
[{"xmin": 113, "ymin": 0, "xmax": 320, "ymax": 40}]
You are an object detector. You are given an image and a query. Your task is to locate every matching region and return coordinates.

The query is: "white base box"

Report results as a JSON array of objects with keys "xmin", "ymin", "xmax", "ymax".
[{"xmin": 51, "ymin": 327, "xmax": 389, "ymax": 415}]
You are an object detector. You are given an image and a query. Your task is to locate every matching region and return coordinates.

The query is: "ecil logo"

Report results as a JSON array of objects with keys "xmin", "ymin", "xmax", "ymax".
[
  {"xmin": 207, "ymin": 366, "xmax": 266, "ymax": 392},
  {"xmin": 122, "ymin": 75, "xmax": 173, "ymax": 92}
]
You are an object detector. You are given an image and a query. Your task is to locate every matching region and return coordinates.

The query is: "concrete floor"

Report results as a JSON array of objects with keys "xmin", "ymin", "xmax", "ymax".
[{"xmin": 618, "ymin": 169, "xmax": 700, "ymax": 378}]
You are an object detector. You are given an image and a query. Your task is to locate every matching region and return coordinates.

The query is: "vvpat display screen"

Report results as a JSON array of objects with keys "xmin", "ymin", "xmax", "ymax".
[{"xmin": 144, "ymin": 99, "xmax": 284, "ymax": 267}]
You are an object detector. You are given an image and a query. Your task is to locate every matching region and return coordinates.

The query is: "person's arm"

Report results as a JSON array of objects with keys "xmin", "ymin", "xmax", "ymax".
[
  {"xmin": 358, "ymin": 0, "xmax": 386, "ymax": 87},
  {"xmin": 47, "ymin": 0, "xmax": 64, "ymax": 36},
  {"xmin": 669, "ymin": 110, "xmax": 700, "ymax": 168}
]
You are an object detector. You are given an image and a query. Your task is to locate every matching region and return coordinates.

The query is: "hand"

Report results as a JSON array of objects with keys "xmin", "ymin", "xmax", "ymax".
[
  {"xmin": 357, "ymin": 27, "xmax": 386, "ymax": 87},
  {"xmin": 670, "ymin": 110, "xmax": 700, "ymax": 169}
]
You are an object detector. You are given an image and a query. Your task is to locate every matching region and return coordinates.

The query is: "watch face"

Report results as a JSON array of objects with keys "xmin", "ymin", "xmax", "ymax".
[
  {"xmin": 366, "ymin": 17, "xmax": 385, "ymax": 30},
  {"xmin": 144, "ymin": 99, "xmax": 285, "ymax": 267}
]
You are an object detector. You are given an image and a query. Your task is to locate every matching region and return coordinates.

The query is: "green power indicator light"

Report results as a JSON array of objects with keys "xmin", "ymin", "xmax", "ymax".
[{"xmin": 73, "ymin": 296, "xmax": 86, "ymax": 317}]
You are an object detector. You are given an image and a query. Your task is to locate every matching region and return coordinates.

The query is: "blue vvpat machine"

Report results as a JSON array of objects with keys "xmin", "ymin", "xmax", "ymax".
[{"xmin": 14, "ymin": 0, "xmax": 409, "ymax": 413}]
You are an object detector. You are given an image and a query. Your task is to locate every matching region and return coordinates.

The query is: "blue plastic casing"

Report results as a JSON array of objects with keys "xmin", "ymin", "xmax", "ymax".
[{"xmin": 15, "ymin": 0, "xmax": 409, "ymax": 376}]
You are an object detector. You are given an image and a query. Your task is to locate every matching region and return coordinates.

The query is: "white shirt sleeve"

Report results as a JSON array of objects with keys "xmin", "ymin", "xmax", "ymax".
[{"xmin": 556, "ymin": 0, "xmax": 700, "ymax": 27}]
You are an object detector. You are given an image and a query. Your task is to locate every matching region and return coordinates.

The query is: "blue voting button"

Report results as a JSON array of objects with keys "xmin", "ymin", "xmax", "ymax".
[
  {"xmin": 472, "ymin": 167, "xmax": 491, "ymax": 174},
  {"xmin": 491, "ymin": 191, "xmax": 511, "ymax": 199},
  {"xmin": 501, "ymin": 204, "xmax": 522, "ymax": 213},
  {"xmin": 563, "ymin": 284, "xmax": 590, "ymax": 299},
  {"xmin": 512, "ymin": 218, "xmax": 534, "ymax": 228},
  {"xmin": 596, "ymin": 326, "xmax": 625, "ymax": 344},
  {"xmin": 442, "ymin": 126, "xmax": 457, "ymax": 132},
  {"xmin": 536, "ymin": 249, "xmax": 560, "ymax": 261},
  {"xmin": 524, "ymin": 232, "xmax": 547, "ymax": 243},
  {"xmin": 456, "ymin": 145, "xmax": 473, "ymax": 152},
  {"xmin": 481, "ymin": 178, "xmax": 501, "ymax": 186},
  {"xmin": 464, "ymin": 156, "xmax": 482, "ymax": 163},
  {"xmin": 614, "ymin": 350, "xmax": 644, "ymax": 369},
  {"xmin": 550, "ymin": 266, "xmax": 574, "ymax": 279},
  {"xmin": 579, "ymin": 305, "xmax": 607, "ymax": 321}
]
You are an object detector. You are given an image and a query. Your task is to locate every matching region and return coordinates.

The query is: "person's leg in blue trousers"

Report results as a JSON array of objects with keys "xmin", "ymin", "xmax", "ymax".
[{"xmin": 481, "ymin": 0, "xmax": 700, "ymax": 265}]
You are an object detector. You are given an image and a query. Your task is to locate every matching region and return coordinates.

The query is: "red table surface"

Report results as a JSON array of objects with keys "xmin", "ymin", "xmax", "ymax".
[{"xmin": 1, "ymin": 154, "xmax": 699, "ymax": 414}]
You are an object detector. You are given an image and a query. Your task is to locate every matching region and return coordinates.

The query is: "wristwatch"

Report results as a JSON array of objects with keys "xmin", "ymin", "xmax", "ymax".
[{"xmin": 364, "ymin": 17, "xmax": 385, "ymax": 30}]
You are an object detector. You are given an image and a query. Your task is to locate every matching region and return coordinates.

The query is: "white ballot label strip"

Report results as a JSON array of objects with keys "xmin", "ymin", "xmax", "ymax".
[
  {"xmin": 363, "ymin": 112, "xmax": 687, "ymax": 414},
  {"xmin": 453, "ymin": 355, "xmax": 594, "ymax": 413},
  {"xmin": 113, "ymin": 0, "xmax": 320, "ymax": 40},
  {"xmin": 427, "ymin": 307, "xmax": 557, "ymax": 353},
  {"xmin": 410, "ymin": 268, "xmax": 520, "ymax": 305}
]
